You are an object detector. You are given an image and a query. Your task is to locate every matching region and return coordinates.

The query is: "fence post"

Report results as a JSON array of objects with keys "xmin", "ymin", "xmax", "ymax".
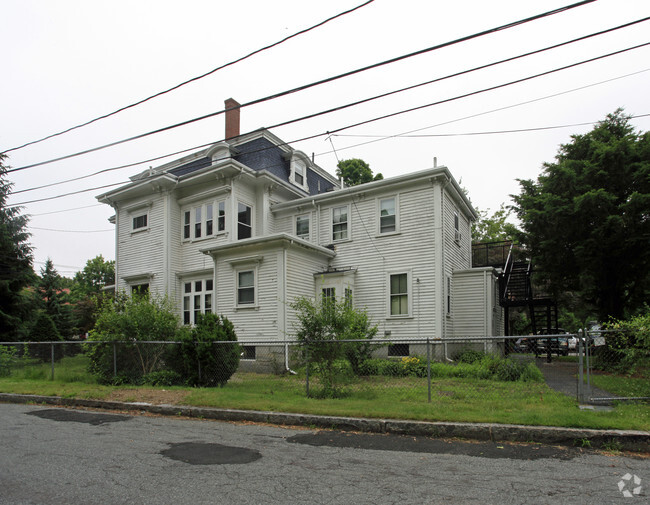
[
  {"xmin": 426, "ymin": 338, "xmax": 431, "ymax": 403},
  {"xmin": 51, "ymin": 343, "xmax": 55, "ymax": 381},
  {"xmin": 197, "ymin": 343, "xmax": 202, "ymax": 383},
  {"xmin": 577, "ymin": 329, "xmax": 584, "ymax": 403},
  {"xmin": 585, "ymin": 327, "xmax": 591, "ymax": 399},
  {"xmin": 305, "ymin": 343, "xmax": 310, "ymax": 398},
  {"xmin": 113, "ymin": 342, "xmax": 117, "ymax": 378}
]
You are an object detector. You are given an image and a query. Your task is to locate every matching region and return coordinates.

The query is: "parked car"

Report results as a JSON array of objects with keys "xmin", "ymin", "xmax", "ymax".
[{"xmin": 535, "ymin": 329, "xmax": 570, "ymax": 356}]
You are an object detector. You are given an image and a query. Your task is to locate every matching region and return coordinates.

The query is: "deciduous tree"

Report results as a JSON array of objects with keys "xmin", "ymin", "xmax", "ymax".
[{"xmin": 336, "ymin": 158, "xmax": 383, "ymax": 186}]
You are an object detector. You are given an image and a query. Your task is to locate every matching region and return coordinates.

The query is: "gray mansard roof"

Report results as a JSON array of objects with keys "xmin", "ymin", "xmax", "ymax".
[{"xmin": 169, "ymin": 133, "xmax": 337, "ymax": 196}]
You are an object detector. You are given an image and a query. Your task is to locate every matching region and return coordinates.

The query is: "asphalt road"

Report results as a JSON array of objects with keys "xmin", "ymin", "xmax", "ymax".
[{"xmin": 0, "ymin": 403, "xmax": 647, "ymax": 505}]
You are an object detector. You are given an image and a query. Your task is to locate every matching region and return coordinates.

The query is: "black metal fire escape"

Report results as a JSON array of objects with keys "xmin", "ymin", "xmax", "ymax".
[{"xmin": 472, "ymin": 241, "xmax": 558, "ymax": 336}]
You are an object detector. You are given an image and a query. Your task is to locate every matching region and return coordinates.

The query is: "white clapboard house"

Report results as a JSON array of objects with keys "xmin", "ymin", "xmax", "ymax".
[{"xmin": 97, "ymin": 100, "xmax": 503, "ymax": 360}]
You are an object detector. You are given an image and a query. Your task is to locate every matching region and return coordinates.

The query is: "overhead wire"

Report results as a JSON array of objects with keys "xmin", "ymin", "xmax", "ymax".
[
  {"xmin": 1, "ymin": 0, "xmax": 377, "ymax": 155},
  {"xmin": 30, "ymin": 226, "xmax": 114, "ymax": 233},
  {"xmin": 5, "ymin": 0, "xmax": 597, "ymax": 173},
  {"xmin": 322, "ymin": 68, "xmax": 650, "ymax": 155},
  {"xmin": 13, "ymin": 14, "xmax": 648, "ymax": 197},
  {"xmin": 8, "ymin": 52, "xmax": 650, "ymax": 209},
  {"xmin": 331, "ymin": 114, "xmax": 650, "ymax": 139}
]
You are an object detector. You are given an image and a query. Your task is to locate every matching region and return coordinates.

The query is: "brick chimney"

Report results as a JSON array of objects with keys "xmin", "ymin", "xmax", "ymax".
[{"xmin": 224, "ymin": 98, "xmax": 240, "ymax": 140}]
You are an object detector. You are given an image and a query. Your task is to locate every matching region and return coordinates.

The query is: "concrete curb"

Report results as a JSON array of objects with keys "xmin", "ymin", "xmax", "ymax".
[{"xmin": 2, "ymin": 392, "xmax": 648, "ymax": 453}]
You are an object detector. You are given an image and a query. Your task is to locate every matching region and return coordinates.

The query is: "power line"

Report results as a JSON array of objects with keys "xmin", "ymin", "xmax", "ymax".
[
  {"xmin": 5, "ymin": 0, "xmax": 596, "ymax": 173},
  {"xmin": 330, "ymin": 114, "xmax": 650, "ymax": 139},
  {"xmin": 1, "ymin": 0, "xmax": 376, "ymax": 155},
  {"xmin": 30, "ymin": 226, "xmax": 114, "ymax": 233},
  {"xmin": 29, "ymin": 204, "xmax": 104, "ymax": 216},
  {"xmin": 14, "ymin": 6, "xmax": 635, "ymax": 198},
  {"xmin": 12, "ymin": 181, "xmax": 130, "ymax": 206},
  {"xmin": 309, "ymin": 41, "xmax": 650, "ymax": 140},
  {"xmin": 9, "ymin": 58, "xmax": 649, "ymax": 209},
  {"xmin": 34, "ymin": 260, "xmax": 83, "ymax": 270},
  {"xmin": 321, "ymin": 68, "xmax": 650, "ymax": 155}
]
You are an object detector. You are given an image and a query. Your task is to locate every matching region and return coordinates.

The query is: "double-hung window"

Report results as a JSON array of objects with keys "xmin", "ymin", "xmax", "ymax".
[
  {"xmin": 194, "ymin": 207, "xmax": 202, "ymax": 239},
  {"xmin": 332, "ymin": 206, "xmax": 349, "ymax": 242},
  {"xmin": 237, "ymin": 203, "xmax": 252, "ymax": 240},
  {"xmin": 217, "ymin": 202, "xmax": 225, "ymax": 232},
  {"xmin": 206, "ymin": 204, "xmax": 214, "ymax": 236},
  {"xmin": 182, "ymin": 200, "xmax": 226, "ymax": 241},
  {"xmin": 183, "ymin": 278, "xmax": 214, "ymax": 325},
  {"xmin": 294, "ymin": 161, "xmax": 305, "ymax": 186},
  {"xmin": 379, "ymin": 197, "xmax": 397, "ymax": 234},
  {"xmin": 237, "ymin": 269, "xmax": 255, "ymax": 306},
  {"xmin": 389, "ymin": 272, "xmax": 409, "ymax": 317},
  {"xmin": 296, "ymin": 214, "xmax": 310, "ymax": 240}
]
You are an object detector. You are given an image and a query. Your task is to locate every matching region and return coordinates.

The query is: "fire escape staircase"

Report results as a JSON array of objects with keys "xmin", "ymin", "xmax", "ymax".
[{"xmin": 472, "ymin": 241, "xmax": 558, "ymax": 336}]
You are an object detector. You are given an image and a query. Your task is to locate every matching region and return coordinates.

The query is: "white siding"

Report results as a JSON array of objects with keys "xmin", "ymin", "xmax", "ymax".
[
  {"xmin": 284, "ymin": 247, "xmax": 331, "ymax": 338},
  {"xmin": 314, "ymin": 186, "xmax": 439, "ymax": 339},
  {"xmin": 452, "ymin": 268, "xmax": 503, "ymax": 337},
  {"xmin": 214, "ymin": 250, "xmax": 280, "ymax": 341},
  {"xmin": 116, "ymin": 193, "xmax": 165, "ymax": 293}
]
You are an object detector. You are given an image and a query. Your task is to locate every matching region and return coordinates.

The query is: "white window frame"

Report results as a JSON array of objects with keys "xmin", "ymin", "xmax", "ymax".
[
  {"xmin": 295, "ymin": 213, "xmax": 310, "ymax": 240},
  {"xmin": 182, "ymin": 277, "xmax": 214, "ymax": 325},
  {"xmin": 235, "ymin": 266, "xmax": 257, "ymax": 308},
  {"xmin": 181, "ymin": 199, "xmax": 227, "ymax": 242},
  {"xmin": 387, "ymin": 270, "xmax": 412, "ymax": 318},
  {"xmin": 237, "ymin": 202, "xmax": 253, "ymax": 240},
  {"xmin": 454, "ymin": 210, "xmax": 462, "ymax": 244},
  {"xmin": 132, "ymin": 213, "xmax": 148, "ymax": 232},
  {"xmin": 289, "ymin": 154, "xmax": 309, "ymax": 191},
  {"xmin": 377, "ymin": 195, "xmax": 399, "ymax": 235},
  {"xmin": 331, "ymin": 205, "xmax": 350, "ymax": 243}
]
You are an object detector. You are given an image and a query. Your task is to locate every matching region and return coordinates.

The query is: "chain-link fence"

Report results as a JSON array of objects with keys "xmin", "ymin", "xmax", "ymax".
[{"xmin": 1, "ymin": 332, "xmax": 647, "ymax": 404}]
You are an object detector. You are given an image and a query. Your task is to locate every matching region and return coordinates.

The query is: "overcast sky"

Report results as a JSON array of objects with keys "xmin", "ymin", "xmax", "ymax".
[{"xmin": 2, "ymin": 0, "xmax": 649, "ymax": 277}]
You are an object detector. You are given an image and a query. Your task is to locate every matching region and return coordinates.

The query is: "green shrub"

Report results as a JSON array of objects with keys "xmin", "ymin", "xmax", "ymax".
[
  {"xmin": 355, "ymin": 354, "xmax": 542, "ymax": 383},
  {"xmin": 454, "ymin": 348, "xmax": 486, "ymax": 364},
  {"xmin": 85, "ymin": 293, "xmax": 182, "ymax": 385},
  {"xmin": 292, "ymin": 295, "xmax": 377, "ymax": 397},
  {"xmin": 357, "ymin": 359, "xmax": 381, "ymax": 376},
  {"xmin": 28, "ymin": 312, "xmax": 64, "ymax": 362},
  {"xmin": 597, "ymin": 310, "xmax": 650, "ymax": 374},
  {"xmin": 400, "ymin": 356, "xmax": 427, "ymax": 377},
  {"xmin": 495, "ymin": 358, "xmax": 526, "ymax": 381},
  {"xmin": 170, "ymin": 313, "xmax": 239, "ymax": 387},
  {"xmin": 0, "ymin": 346, "xmax": 17, "ymax": 377},
  {"xmin": 520, "ymin": 362, "xmax": 544, "ymax": 382},
  {"xmin": 143, "ymin": 370, "xmax": 183, "ymax": 386}
]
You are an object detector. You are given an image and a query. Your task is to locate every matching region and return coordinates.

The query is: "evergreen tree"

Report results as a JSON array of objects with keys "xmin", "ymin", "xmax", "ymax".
[
  {"xmin": 38, "ymin": 258, "xmax": 73, "ymax": 338},
  {"xmin": 512, "ymin": 109, "xmax": 650, "ymax": 320},
  {"xmin": 0, "ymin": 153, "xmax": 34, "ymax": 340}
]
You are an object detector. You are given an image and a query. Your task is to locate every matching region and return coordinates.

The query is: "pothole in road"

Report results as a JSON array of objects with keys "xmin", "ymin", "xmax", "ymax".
[
  {"xmin": 161, "ymin": 442, "xmax": 262, "ymax": 465},
  {"xmin": 27, "ymin": 409, "xmax": 131, "ymax": 426}
]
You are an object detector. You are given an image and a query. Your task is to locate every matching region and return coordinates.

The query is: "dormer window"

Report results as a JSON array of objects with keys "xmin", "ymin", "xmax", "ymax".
[
  {"xmin": 295, "ymin": 161, "xmax": 305, "ymax": 185},
  {"xmin": 288, "ymin": 152, "xmax": 310, "ymax": 191}
]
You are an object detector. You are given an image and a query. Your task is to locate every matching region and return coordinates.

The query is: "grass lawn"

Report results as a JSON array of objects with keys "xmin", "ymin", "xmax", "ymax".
[
  {"xmin": 0, "ymin": 354, "xmax": 648, "ymax": 432},
  {"xmin": 589, "ymin": 370, "xmax": 650, "ymax": 399}
]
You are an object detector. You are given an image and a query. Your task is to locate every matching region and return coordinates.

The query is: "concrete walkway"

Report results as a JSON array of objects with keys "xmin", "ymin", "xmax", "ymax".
[{"xmin": 534, "ymin": 357, "xmax": 619, "ymax": 404}]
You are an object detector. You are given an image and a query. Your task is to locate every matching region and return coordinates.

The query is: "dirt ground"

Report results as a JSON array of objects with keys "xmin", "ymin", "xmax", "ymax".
[{"xmin": 105, "ymin": 389, "xmax": 189, "ymax": 405}]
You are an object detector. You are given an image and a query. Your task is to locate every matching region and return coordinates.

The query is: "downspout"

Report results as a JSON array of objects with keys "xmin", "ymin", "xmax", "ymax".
[
  {"xmin": 440, "ymin": 175, "xmax": 451, "ymax": 360},
  {"xmin": 283, "ymin": 245, "xmax": 289, "ymax": 370}
]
